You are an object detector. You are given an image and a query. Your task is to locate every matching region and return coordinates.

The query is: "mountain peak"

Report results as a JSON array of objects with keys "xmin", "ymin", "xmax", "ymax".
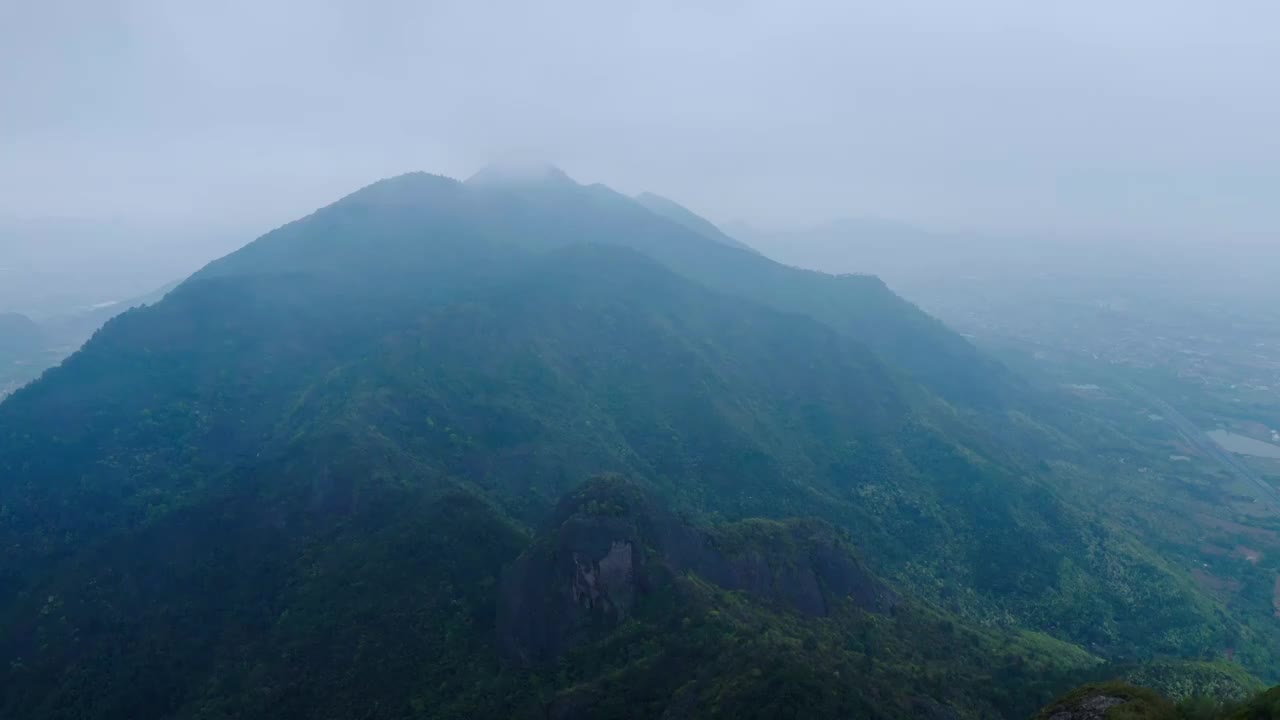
[
  {"xmin": 337, "ymin": 171, "xmax": 463, "ymax": 206},
  {"xmin": 466, "ymin": 160, "xmax": 577, "ymax": 189}
]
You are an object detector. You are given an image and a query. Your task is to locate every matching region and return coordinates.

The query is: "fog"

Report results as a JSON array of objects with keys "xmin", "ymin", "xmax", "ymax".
[{"xmin": 3, "ymin": 0, "xmax": 1278, "ymax": 313}]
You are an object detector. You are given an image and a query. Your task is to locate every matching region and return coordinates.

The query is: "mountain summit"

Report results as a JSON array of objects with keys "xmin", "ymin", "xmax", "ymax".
[{"xmin": 465, "ymin": 160, "xmax": 577, "ymax": 188}]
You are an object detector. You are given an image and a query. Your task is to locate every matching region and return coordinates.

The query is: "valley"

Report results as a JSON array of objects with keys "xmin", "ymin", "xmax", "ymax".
[{"xmin": 924, "ymin": 273, "xmax": 1280, "ymax": 681}]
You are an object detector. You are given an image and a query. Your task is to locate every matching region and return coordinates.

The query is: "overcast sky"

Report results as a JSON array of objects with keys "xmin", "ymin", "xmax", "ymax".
[{"xmin": 3, "ymin": 0, "xmax": 1278, "ymax": 247}]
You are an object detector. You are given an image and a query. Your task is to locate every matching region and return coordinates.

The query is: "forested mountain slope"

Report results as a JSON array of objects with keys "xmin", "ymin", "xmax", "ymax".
[
  {"xmin": 197, "ymin": 169, "xmax": 1011, "ymax": 408},
  {"xmin": 0, "ymin": 169, "xmax": 1275, "ymax": 718}
]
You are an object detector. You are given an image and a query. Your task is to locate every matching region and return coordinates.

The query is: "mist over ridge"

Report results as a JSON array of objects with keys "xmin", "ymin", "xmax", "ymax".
[{"xmin": 4, "ymin": 3, "xmax": 1280, "ymax": 718}]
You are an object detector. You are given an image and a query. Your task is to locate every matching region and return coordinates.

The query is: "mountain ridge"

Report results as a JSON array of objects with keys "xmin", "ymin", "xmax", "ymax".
[
  {"xmin": 633, "ymin": 190, "xmax": 758, "ymax": 252},
  {"xmin": 1, "ymin": 168, "xmax": 1277, "ymax": 718},
  {"xmin": 183, "ymin": 169, "xmax": 1014, "ymax": 409}
]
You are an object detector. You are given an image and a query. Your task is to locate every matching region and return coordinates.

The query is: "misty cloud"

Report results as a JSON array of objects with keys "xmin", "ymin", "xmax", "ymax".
[{"xmin": 2, "ymin": 0, "xmax": 1278, "ymax": 243}]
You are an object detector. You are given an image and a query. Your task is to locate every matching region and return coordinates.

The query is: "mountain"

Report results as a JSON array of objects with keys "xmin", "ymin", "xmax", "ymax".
[
  {"xmin": 46, "ymin": 280, "xmax": 179, "ymax": 339},
  {"xmin": 0, "ymin": 167, "xmax": 1276, "ymax": 718},
  {"xmin": 0, "ymin": 217, "xmax": 246, "ymax": 316},
  {"xmin": 0, "ymin": 311, "xmax": 43, "ymax": 356},
  {"xmin": 488, "ymin": 478, "xmax": 1093, "ymax": 719},
  {"xmin": 198, "ymin": 169, "xmax": 1011, "ymax": 408},
  {"xmin": 0, "ymin": 312, "xmax": 48, "ymax": 398},
  {"xmin": 0, "ymin": 282, "xmax": 179, "ymax": 400},
  {"xmin": 633, "ymin": 191, "xmax": 757, "ymax": 253}
]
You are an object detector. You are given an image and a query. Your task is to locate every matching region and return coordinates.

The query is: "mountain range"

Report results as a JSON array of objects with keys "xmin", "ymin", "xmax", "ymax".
[{"xmin": 0, "ymin": 165, "xmax": 1276, "ymax": 719}]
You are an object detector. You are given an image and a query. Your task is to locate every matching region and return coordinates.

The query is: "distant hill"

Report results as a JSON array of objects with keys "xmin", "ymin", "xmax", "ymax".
[
  {"xmin": 0, "ymin": 312, "xmax": 43, "ymax": 356},
  {"xmin": 40, "ymin": 279, "xmax": 180, "ymax": 346},
  {"xmin": 0, "ymin": 218, "xmax": 245, "ymax": 316},
  {"xmin": 0, "ymin": 282, "xmax": 179, "ymax": 400},
  {"xmin": 0, "ymin": 312, "xmax": 47, "ymax": 397}
]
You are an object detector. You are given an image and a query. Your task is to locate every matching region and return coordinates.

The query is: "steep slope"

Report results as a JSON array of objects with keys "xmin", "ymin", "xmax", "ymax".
[
  {"xmin": 0, "ymin": 171, "xmax": 1274, "ymax": 717},
  {"xmin": 0, "ymin": 467, "xmax": 1097, "ymax": 720},
  {"xmin": 40, "ymin": 279, "xmax": 180, "ymax": 346},
  {"xmin": 482, "ymin": 478, "xmax": 1094, "ymax": 720},
  {"xmin": 278, "ymin": 244, "xmax": 914, "ymax": 522},
  {"xmin": 633, "ymin": 191, "xmax": 757, "ymax": 252},
  {"xmin": 498, "ymin": 476, "xmax": 899, "ymax": 666},
  {"xmin": 0, "ymin": 480, "xmax": 527, "ymax": 720},
  {"xmin": 1229, "ymin": 685, "xmax": 1280, "ymax": 718},
  {"xmin": 465, "ymin": 169, "xmax": 1015, "ymax": 408},
  {"xmin": 199, "ymin": 169, "xmax": 1011, "ymax": 408},
  {"xmin": 272, "ymin": 246, "xmax": 1238, "ymax": 665},
  {"xmin": 1, "ymin": 282, "xmax": 183, "ymax": 401},
  {"xmin": 0, "ymin": 250, "xmax": 1249, "ymax": 674}
]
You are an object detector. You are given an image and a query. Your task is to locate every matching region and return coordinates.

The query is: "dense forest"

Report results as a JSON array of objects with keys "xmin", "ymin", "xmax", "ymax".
[{"xmin": 0, "ymin": 167, "xmax": 1276, "ymax": 718}]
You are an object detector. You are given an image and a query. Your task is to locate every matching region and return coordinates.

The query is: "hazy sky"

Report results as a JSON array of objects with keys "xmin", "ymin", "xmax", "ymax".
[{"xmin": 3, "ymin": 0, "xmax": 1278, "ymax": 245}]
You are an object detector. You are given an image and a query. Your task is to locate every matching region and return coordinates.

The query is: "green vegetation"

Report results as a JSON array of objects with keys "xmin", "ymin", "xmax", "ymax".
[
  {"xmin": 1227, "ymin": 686, "xmax": 1280, "ymax": 719},
  {"xmin": 1034, "ymin": 682, "xmax": 1181, "ymax": 719},
  {"xmin": 1033, "ymin": 681, "xmax": 1280, "ymax": 720},
  {"xmin": 1117, "ymin": 661, "xmax": 1266, "ymax": 704},
  {"xmin": 0, "ymin": 169, "xmax": 1277, "ymax": 717}
]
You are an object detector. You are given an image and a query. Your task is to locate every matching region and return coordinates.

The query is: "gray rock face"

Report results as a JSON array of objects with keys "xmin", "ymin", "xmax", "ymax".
[
  {"xmin": 498, "ymin": 478, "xmax": 897, "ymax": 665},
  {"xmin": 1045, "ymin": 694, "xmax": 1125, "ymax": 720},
  {"xmin": 498, "ymin": 513, "xmax": 647, "ymax": 665},
  {"xmin": 571, "ymin": 539, "xmax": 635, "ymax": 616},
  {"xmin": 1035, "ymin": 685, "xmax": 1179, "ymax": 720}
]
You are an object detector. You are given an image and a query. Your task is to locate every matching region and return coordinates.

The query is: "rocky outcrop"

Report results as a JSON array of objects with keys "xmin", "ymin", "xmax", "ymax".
[
  {"xmin": 1043, "ymin": 695, "xmax": 1123, "ymax": 720},
  {"xmin": 498, "ymin": 477, "xmax": 896, "ymax": 664},
  {"xmin": 1034, "ymin": 683, "xmax": 1178, "ymax": 720}
]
